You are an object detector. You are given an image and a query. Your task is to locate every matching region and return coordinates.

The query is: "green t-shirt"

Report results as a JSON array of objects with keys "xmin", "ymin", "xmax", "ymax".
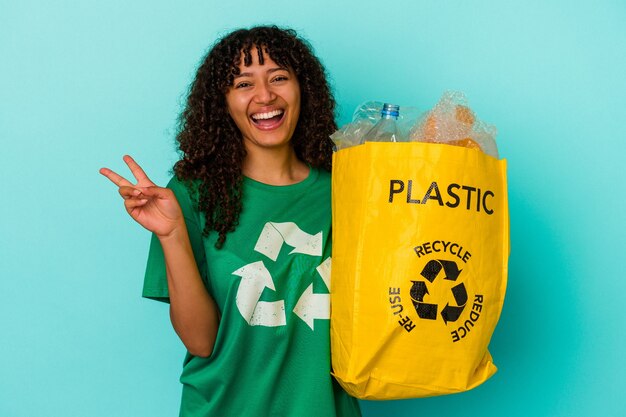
[{"xmin": 143, "ymin": 168, "xmax": 361, "ymax": 417}]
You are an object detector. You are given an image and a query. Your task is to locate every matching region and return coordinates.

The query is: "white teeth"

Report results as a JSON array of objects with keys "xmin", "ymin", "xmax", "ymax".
[{"xmin": 251, "ymin": 110, "xmax": 284, "ymax": 120}]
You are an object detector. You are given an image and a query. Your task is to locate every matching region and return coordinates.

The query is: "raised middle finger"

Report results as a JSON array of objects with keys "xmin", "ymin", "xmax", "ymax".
[{"xmin": 123, "ymin": 155, "xmax": 153, "ymax": 185}]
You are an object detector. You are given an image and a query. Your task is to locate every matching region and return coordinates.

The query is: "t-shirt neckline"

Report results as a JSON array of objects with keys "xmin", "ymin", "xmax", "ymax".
[{"xmin": 243, "ymin": 167, "xmax": 319, "ymax": 194}]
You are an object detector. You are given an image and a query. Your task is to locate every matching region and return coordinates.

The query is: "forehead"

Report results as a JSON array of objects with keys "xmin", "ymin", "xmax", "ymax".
[{"xmin": 233, "ymin": 45, "xmax": 288, "ymax": 73}]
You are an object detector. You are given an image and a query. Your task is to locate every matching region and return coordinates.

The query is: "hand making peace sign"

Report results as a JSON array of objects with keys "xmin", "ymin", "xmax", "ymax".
[{"xmin": 100, "ymin": 155, "xmax": 184, "ymax": 239}]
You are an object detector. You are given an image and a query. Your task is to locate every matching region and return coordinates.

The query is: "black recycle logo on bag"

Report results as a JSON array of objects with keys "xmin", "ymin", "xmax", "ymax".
[{"xmin": 410, "ymin": 260, "xmax": 467, "ymax": 324}]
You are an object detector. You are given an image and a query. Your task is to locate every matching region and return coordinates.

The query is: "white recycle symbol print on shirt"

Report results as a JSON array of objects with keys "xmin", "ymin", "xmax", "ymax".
[{"xmin": 231, "ymin": 221, "xmax": 331, "ymax": 330}]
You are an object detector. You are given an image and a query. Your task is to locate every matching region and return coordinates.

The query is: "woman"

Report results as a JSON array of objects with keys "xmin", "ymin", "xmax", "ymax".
[{"xmin": 100, "ymin": 26, "xmax": 361, "ymax": 417}]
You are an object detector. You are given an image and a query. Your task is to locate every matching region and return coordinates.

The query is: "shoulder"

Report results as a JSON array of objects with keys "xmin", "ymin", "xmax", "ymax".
[
  {"xmin": 314, "ymin": 167, "xmax": 331, "ymax": 188},
  {"xmin": 317, "ymin": 167, "xmax": 331, "ymax": 179},
  {"xmin": 166, "ymin": 176, "xmax": 199, "ymax": 201}
]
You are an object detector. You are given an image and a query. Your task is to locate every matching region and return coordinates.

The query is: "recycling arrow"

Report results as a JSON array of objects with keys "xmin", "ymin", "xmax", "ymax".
[
  {"xmin": 232, "ymin": 260, "xmax": 286, "ymax": 327},
  {"xmin": 410, "ymin": 280, "xmax": 438, "ymax": 320},
  {"xmin": 441, "ymin": 283, "xmax": 468, "ymax": 324},
  {"xmin": 254, "ymin": 222, "xmax": 323, "ymax": 261},
  {"xmin": 410, "ymin": 280, "xmax": 429, "ymax": 301},
  {"xmin": 293, "ymin": 284, "xmax": 330, "ymax": 330},
  {"xmin": 315, "ymin": 256, "xmax": 331, "ymax": 290},
  {"xmin": 293, "ymin": 257, "xmax": 331, "ymax": 330},
  {"xmin": 420, "ymin": 260, "xmax": 462, "ymax": 282}
]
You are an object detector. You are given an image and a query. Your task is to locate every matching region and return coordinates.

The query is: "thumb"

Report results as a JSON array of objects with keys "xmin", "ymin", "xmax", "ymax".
[{"xmin": 136, "ymin": 186, "xmax": 173, "ymax": 199}]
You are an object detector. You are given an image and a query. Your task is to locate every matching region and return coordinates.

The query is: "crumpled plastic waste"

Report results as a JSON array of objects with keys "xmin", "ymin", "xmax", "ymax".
[
  {"xmin": 409, "ymin": 91, "xmax": 498, "ymax": 158},
  {"xmin": 331, "ymin": 92, "xmax": 499, "ymax": 158}
]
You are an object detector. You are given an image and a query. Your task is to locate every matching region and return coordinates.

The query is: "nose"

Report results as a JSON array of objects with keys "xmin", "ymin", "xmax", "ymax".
[{"xmin": 253, "ymin": 81, "xmax": 276, "ymax": 104}]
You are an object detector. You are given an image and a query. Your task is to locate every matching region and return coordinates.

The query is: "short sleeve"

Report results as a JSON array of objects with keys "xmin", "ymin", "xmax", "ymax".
[{"xmin": 142, "ymin": 177, "xmax": 208, "ymax": 302}]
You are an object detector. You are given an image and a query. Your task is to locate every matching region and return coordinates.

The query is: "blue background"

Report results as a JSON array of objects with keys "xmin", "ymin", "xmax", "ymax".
[{"xmin": 1, "ymin": 0, "xmax": 624, "ymax": 416}]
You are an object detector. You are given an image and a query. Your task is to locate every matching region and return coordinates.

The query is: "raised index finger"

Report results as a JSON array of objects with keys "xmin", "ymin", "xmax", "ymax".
[
  {"xmin": 99, "ymin": 167, "xmax": 133, "ymax": 187},
  {"xmin": 123, "ymin": 155, "xmax": 153, "ymax": 184}
]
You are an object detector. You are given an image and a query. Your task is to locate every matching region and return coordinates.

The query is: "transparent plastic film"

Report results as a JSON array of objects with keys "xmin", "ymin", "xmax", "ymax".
[
  {"xmin": 331, "ymin": 92, "xmax": 499, "ymax": 158},
  {"xmin": 330, "ymin": 101, "xmax": 421, "ymax": 150},
  {"xmin": 409, "ymin": 91, "xmax": 499, "ymax": 158}
]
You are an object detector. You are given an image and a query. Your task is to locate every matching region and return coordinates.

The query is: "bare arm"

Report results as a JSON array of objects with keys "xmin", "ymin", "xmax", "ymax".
[{"xmin": 100, "ymin": 155, "xmax": 219, "ymax": 357}]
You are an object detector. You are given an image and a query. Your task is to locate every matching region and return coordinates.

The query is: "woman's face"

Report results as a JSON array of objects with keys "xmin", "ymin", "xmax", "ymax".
[{"xmin": 225, "ymin": 47, "xmax": 301, "ymax": 154}]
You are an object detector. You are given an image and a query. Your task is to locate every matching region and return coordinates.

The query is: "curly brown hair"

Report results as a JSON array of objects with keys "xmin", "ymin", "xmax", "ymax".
[{"xmin": 173, "ymin": 26, "xmax": 337, "ymax": 248}]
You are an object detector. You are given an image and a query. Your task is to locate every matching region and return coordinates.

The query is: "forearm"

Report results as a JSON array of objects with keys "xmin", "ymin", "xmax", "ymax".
[{"xmin": 159, "ymin": 225, "xmax": 219, "ymax": 357}]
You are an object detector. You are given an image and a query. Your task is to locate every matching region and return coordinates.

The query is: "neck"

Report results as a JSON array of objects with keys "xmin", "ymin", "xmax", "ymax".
[{"xmin": 242, "ymin": 146, "xmax": 309, "ymax": 185}]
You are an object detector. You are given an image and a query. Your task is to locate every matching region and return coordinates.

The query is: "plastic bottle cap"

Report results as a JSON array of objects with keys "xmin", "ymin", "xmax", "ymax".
[{"xmin": 381, "ymin": 103, "xmax": 400, "ymax": 118}]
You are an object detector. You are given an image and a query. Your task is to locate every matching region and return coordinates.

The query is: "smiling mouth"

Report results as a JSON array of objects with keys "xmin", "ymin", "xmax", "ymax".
[{"xmin": 250, "ymin": 109, "xmax": 285, "ymax": 129}]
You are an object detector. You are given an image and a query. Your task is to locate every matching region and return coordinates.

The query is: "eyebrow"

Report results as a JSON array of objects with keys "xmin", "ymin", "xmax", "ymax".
[{"xmin": 233, "ymin": 67, "xmax": 289, "ymax": 79}]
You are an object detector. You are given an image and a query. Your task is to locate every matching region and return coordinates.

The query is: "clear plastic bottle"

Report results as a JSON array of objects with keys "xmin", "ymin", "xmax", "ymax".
[{"xmin": 363, "ymin": 103, "xmax": 403, "ymax": 143}]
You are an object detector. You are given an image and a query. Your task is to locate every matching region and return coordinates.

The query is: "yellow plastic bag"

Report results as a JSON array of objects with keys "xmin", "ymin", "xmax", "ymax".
[{"xmin": 331, "ymin": 142, "xmax": 509, "ymax": 399}]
